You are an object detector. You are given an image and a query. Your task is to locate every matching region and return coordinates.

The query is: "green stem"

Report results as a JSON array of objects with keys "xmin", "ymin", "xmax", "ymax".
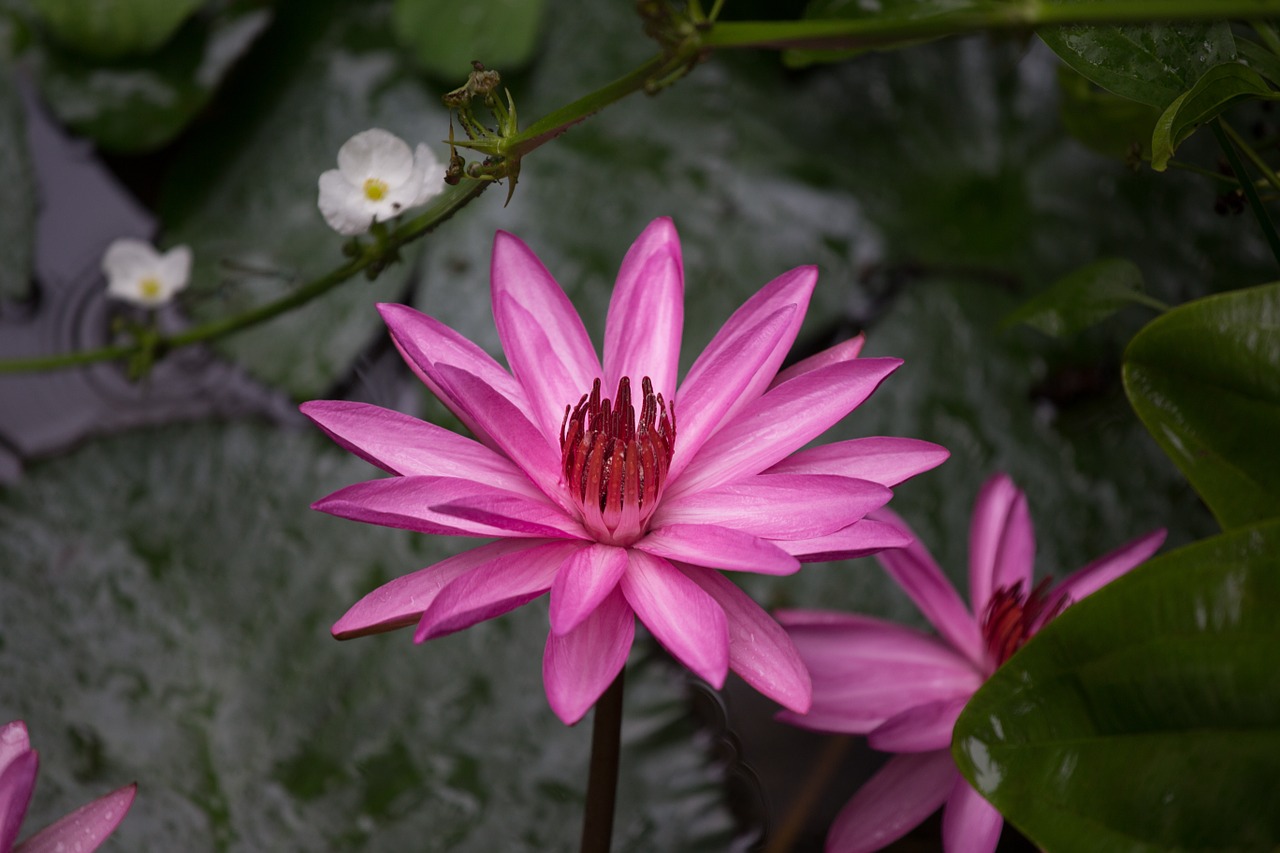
[
  {"xmin": 1212, "ymin": 118, "xmax": 1280, "ymax": 268},
  {"xmin": 703, "ymin": 1, "xmax": 1280, "ymax": 51},
  {"xmin": 1126, "ymin": 292, "xmax": 1172, "ymax": 313},
  {"xmin": 1221, "ymin": 119, "xmax": 1280, "ymax": 196},
  {"xmin": 579, "ymin": 670, "xmax": 625, "ymax": 853},
  {"xmin": 1166, "ymin": 159, "xmax": 1240, "ymax": 185}
]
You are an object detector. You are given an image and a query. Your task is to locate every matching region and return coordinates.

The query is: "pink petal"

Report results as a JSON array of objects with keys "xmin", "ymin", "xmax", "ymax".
[
  {"xmin": 603, "ymin": 217, "xmax": 683, "ymax": 402},
  {"xmin": 635, "ymin": 524, "xmax": 800, "ymax": 575},
  {"xmin": 620, "ymin": 550, "xmax": 729, "ymax": 688},
  {"xmin": 873, "ymin": 509, "xmax": 986, "ymax": 668},
  {"xmin": 769, "ymin": 334, "xmax": 864, "ymax": 388},
  {"xmin": 683, "ymin": 566, "xmax": 811, "ymax": 713},
  {"xmin": 777, "ymin": 518, "xmax": 913, "ymax": 563},
  {"xmin": 314, "ymin": 476, "xmax": 584, "ymax": 539},
  {"xmin": 969, "ymin": 474, "xmax": 1035, "ymax": 615},
  {"xmin": 826, "ymin": 752, "xmax": 956, "ymax": 853},
  {"xmin": 333, "ymin": 539, "xmax": 552, "ymax": 639},
  {"xmin": 0, "ymin": 722, "xmax": 30, "ymax": 777},
  {"xmin": 491, "ymin": 231, "xmax": 599, "ymax": 444},
  {"xmin": 942, "ymin": 778, "xmax": 1004, "ymax": 853},
  {"xmin": 0, "ymin": 749, "xmax": 36, "ymax": 853},
  {"xmin": 668, "ymin": 306, "xmax": 797, "ymax": 483},
  {"xmin": 1053, "ymin": 528, "xmax": 1167, "ymax": 607},
  {"xmin": 416, "ymin": 541, "xmax": 585, "ymax": 641},
  {"xmin": 867, "ymin": 695, "xmax": 970, "ymax": 753},
  {"xmin": 672, "ymin": 358, "xmax": 903, "ymax": 497},
  {"xmin": 766, "ymin": 437, "xmax": 951, "ymax": 487},
  {"xmin": 300, "ymin": 400, "xmax": 540, "ymax": 496},
  {"xmin": 543, "ymin": 589, "xmax": 635, "ymax": 725},
  {"xmin": 378, "ymin": 303, "xmax": 526, "ymax": 448},
  {"xmin": 549, "ymin": 543, "xmax": 630, "ymax": 635},
  {"xmin": 17, "ymin": 783, "xmax": 136, "ymax": 853},
  {"xmin": 653, "ymin": 474, "xmax": 891, "ymax": 541}
]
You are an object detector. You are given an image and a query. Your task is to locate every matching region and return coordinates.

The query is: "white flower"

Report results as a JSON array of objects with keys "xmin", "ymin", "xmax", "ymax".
[
  {"xmin": 317, "ymin": 129, "xmax": 445, "ymax": 236},
  {"xmin": 102, "ymin": 238, "xmax": 192, "ymax": 308}
]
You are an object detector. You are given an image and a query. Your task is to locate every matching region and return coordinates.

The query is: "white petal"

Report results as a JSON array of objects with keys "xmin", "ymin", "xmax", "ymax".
[
  {"xmin": 411, "ymin": 143, "xmax": 447, "ymax": 206},
  {"xmin": 337, "ymin": 128, "xmax": 414, "ymax": 185},
  {"xmin": 101, "ymin": 238, "xmax": 158, "ymax": 283},
  {"xmin": 318, "ymin": 170, "xmax": 375, "ymax": 236},
  {"xmin": 157, "ymin": 245, "xmax": 192, "ymax": 292}
]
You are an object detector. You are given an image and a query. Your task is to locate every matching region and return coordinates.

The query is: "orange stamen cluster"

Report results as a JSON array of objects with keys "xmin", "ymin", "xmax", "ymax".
[
  {"xmin": 560, "ymin": 376, "xmax": 675, "ymax": 543},
  {"xmin": 980, "ymin": 577, "xmax": 1068, "ymax": 668}
]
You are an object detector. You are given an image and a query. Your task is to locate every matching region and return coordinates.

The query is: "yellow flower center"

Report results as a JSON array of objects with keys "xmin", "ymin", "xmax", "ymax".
[
  {"xmin": 363, "ymin": 178, "xmax": 389, "ymax": 201},
  {"xmin": 139, "ymin": 277, "xmax": 162, "ymax": 299}
]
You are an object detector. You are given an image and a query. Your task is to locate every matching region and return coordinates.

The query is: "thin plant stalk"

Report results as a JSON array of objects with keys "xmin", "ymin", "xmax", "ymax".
[
  {"xmin": 1212, "ymin": 118, "xmax": 1280, "ymax": 268},
  {"xmin": 580, "ymin": 670, "xmax": 625, "ymax": 853}
]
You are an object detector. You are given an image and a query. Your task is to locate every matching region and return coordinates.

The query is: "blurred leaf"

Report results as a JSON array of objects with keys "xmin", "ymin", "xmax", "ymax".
[
  {"xmin": 30, "ymin": 0, "xmax": 201, "ymax": 59},
  {"xmin": 1039, "ymin": 21, "xmax": 1236, "ymax": 108},
  {"xmin": 1124, "ymin": 282, "xmax": 1280, "ymax": 529},
  {"xmin": 392, "ymin": 0, "xmax": 546, "ymax": 80},
  {"xmin": 0, "ymin": 65, "xmax": 33, "ymax": 300},
  {"xmin": 1236, "ymin": 38, "xmax": 1280, "ymax": 88},
  {"xmin": 954, "ymin": 520, "xmax": 1280, "ymax": 851},
  {"xmin": 1151, "ymin": 63, "xmax": 1276, "ymax": 172},
  {"xmin": 1057, "ymin": 64, "xmax": 1161, "ymax": 161},
  {"xmin": 0, "ymin": 424, "xmax": 737, "ymax": 851},
  {"xmin": 1003, "ymin": 258, "xmax": 1149, "ymax": 338},
  {"xmin": 783, "ymin": 0, "xmax": 990, "ymax": 67},
  {"xmin": 31, "ymin": 5, "xmax": 271, "ymax": 152}
]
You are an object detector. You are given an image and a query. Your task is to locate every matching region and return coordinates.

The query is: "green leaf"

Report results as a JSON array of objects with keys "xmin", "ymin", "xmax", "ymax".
[
  {"xmin": 1039, "ymin": 21, "xmax": 1236, "ymax": 108},
  {"xmin": 1057, "ymin": 64, "xmax": 1162, "ymax": 161},
  {"xmin": 1236, "ymin": 37, "xmax": 1280, "ymax": 88},
  {"xmin": 953, "ymin": 520, "xmax": 1280, "ymax": 852},
  {"xmin": 1151, "ymin": 63, "xmax": 1277, "ymax": 172},
  {"xmin": 1124, "ymin": 282, "xmax": 1280, "ymax": 530},
  {"xmin": 30, "ymin": 0, "xmax": 201, "ymax": 59},
  {"xmin": 392, "ymin": 0, "xmax": 547, "ymax": 80},
  {"xmin": 1003, "ymin": 258, "xmax": 1152, "ymax": 337}
]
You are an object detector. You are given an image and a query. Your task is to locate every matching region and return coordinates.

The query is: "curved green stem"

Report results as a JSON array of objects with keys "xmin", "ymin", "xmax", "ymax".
[
  {"xmin": 1212, "ymin": 118, "xmax": 1280, "ymax": 268},
  {"xmin": 580, "ymin": 671, "xmax": 625, "ymax": 853}
]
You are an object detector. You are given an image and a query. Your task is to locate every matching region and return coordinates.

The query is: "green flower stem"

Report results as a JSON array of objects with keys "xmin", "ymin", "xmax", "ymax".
[
  {"xmin": 1212, "ymin": 118, "xmax": 1280, "ymax": 268},
  {"xmin": 703, "ymin": 1, "xmax": 1280, "ymax": 51},
  {"xmin": 1221, "ymin": 119, "xmax": 1280, "ymax": 196},
  {"xmin": 580, "ymin": 670, "xmax": 625, "ymax": 853}
]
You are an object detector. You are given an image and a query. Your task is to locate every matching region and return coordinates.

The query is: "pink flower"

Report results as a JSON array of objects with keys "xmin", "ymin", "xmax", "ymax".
[
  {"xmin": 777, "ymin": 473, "xmax": 1167, "ymax": 852},
  {"xmin": 303, "ymin": 218, "xmax": 947, "ymax": 724},
  {"xmin": 0, "ymin": 721, "xmax": 135, "ymax": 853}
]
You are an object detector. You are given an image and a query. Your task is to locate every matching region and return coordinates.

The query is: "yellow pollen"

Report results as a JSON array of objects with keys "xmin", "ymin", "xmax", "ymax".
[
  {"xmin": 139, "ymin": 277, "xmax": 162, "ymax": 299},
  {"xmin": 363, "ymin": 178, "xmax": 389, "ymax": 201}
]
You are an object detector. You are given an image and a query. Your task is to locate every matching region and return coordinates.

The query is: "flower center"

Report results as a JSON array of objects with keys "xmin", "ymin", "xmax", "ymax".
[
  {"xmin": 139, "ymin": 277, "xmax": 162, "ymax": 299},
  {"xmin": 559, "ymin": 376, "xmax": 675, "ymax": 545},
  {"xmin": 980, "ymin": 577, "xmax": 1068, "ymax": 669},
  {"xmin": 363, "ymin": 178, "xmax": 389, "ymax": 201}
]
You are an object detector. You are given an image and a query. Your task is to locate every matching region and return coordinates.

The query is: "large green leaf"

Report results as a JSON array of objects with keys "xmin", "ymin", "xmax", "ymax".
[
  {"xmin": 0, "ymin": 424, "xmax": 735, "ymax": 851},
  {"xmin": 953, "ymin": 521, "xmax": 1280, "ymax": 851},
  {"xmin": 1124, "ymin": 283, "xmax": 1280, "ymax": 529},
  {"xmin": 1151, "ymin": 62, "xmax": 1277, "ymax": 172},
  {"xmin": 31, "ymin": 0, "xmax": 201, "ymax": 59},
  {"xmin": 1003, "ymin": 258, "xmax": 1150, "ymax": 338},
  {"xmin": 393, "ymin": 0, "xmax": 546, "ymax": 80},
  {"xmin": 1039, "ymin": 21, "xmax": 1236, "ymax": 108}
]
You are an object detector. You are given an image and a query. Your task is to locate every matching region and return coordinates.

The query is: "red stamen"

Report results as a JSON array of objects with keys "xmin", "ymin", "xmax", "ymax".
[{"xmin": 980, "ymin": 577, "xmax": 1068, "ymax": 668}]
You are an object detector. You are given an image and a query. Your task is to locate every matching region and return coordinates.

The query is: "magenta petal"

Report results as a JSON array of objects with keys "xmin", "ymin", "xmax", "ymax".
[
  {"xmin": 378, "ymin": 303, "xmax": 526, "ymax": 448},
  {"xmin": 673, "ymin": 358, "xmax": 903, "ymax": 496},
  {"xmin": 315, "ymin": 476, "xmax": 583, "ymax": 539},
  {"xmin": 603, "ymin": 217, "xmax": 683, "ymax": 401},
  {"xmin": 654, "ymin": 474, "xmax": 891, "ymax": 540},
  {"xmin": 636, "ymin": 524, "xmax": 800, "ymax": 575},
  {"xmin": 416, "ymin": 541, "xmax": 585, "ymax": 641},
  {"xmin": 549, "ymin": 543, "xmax": 629, "ymax": 635},
  {"xmin": 621, "ymin": 551, "xmax": 729, "ymax": 687},
  {"xmin": 1054, "ymin": 528, "xmax": 1167, "ymax": 606},
  {"xmin": 0, "ymin": 722, "xmax": 30, "ymax": 777},
  {"xmin": 867, "ymin": 695, "xmax": 970, "ymax": 753},
  {"xmin": 969, "ymin": 474, "xmax": 1035, "ymax": 614},
  {"xmin": 873, "ymin": 509, "xmax": 986, "ymax": 667},
  {"xmin": 491, "ymin": 231, "xmax": 599, "ymax": 443},
  {"xmin": 300, "ymin": 400, "xmax": 540, "ymax": 495},
  {"xmin": 769, "ymin": 334, "xmax": 864, "ymax": 388},
  {"xmin": 766, "ymin": 436, "xmax": 950, "ymax": 487},
  {"xmin": 941, "ymin": 778, "xmax": 1004, "ymax": 853},
  {"xmin": 17, "ymin": 783, "xmax": 136, "ymax": 853},
  {"xmin": 543, "ymin": 589, "xmax": 635, "ymax": 725},
  {"xmin": 683, "ymin": 566, "xmax": 811, "ymax": 713},
  {"xmin": 0, "ymin": 748, "xmax": 36, "ymax": 853},
  {"xmin": 826, "ymin": 752, "xmax": 956, "ymax": 853},
  {"xmin": 777, "ymin": 518, "xmax": 913, "ymax": 563}
]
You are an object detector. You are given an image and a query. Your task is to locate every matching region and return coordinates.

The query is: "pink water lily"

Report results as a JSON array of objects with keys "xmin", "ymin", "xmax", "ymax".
[
  {"xmin": 304, "ymin": 217, "xmax": 947, "ymax": 724},
  {"xmin": 777, "ymin": 473, "xmax": 1166, "ymax": 852},
  {"xmin": 0, "ymin": 721, "xmax": 135, "ymax": 853}
]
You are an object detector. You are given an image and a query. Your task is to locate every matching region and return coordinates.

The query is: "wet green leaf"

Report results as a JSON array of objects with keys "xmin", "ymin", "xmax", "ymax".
[
  {"xmin": 954, "ymin": 520, "xmax": 1280, "ymax": 851},
  {"xmin": 1039, "ymin": 21, "xmax": 1236, "ymax": 108},
  {"xmin": 1057, "ymin": 64, "xmax": 1161, "ymax": 161},
  {"xmin": 393, "ymin": 0, "xmax": 546, "ymax": 80},
  {"xmin": 31, "ymin": 0, "xmax": 201, "ymax": 59},
  {"xmin": 1124, "ymin": 282, "xmax": 1280, "ymax": 530},
  {"xmin": 1003, "ymin": 258, "xmax": 1150, "ymax": 338},
  {"xmin": 1151, "ymin": 63, "xmax": 1276, "ymax": 172}
]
